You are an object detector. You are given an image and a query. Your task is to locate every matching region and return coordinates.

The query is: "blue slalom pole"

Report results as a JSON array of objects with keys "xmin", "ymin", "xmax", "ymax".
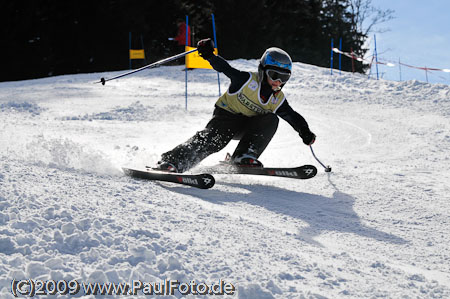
[
  {"xmin": 185, "ymin": 15, "xmax": 189, "ymax": 110},
  {"xmin": 140, "ymin": 34, "xmax": 147, "ymax": 64},
  {"xmin": 330, "ymin": 38, "xmax": 334, "ymax": 75},
  {"xmin": 211, "ymin": 13, "xmax": 221, "ymax": 96},
  {"xmin": 129, "ymin": 32, "xmax": 132, "ymax": 70}
]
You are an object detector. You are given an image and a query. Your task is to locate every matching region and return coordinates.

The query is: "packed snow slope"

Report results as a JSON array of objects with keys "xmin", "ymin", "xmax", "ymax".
[{"xmin": 1, "ymin": 59, "xmax": 450, "ymax": 298}]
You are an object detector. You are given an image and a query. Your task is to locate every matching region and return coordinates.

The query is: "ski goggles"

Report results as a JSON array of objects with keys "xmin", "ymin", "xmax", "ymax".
[{"xmin": 265, "ymin": 69, "xmax": 291, "ymax": 83}]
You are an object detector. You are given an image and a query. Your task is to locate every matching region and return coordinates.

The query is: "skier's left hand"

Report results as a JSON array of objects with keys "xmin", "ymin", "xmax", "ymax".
[
  {"xmin": 301, "ymin": 131, "xmax": 316, "ymax": 145},
  {"xmin": 197, "ymin": 38, "xmax": 215, "ymax": 59}
]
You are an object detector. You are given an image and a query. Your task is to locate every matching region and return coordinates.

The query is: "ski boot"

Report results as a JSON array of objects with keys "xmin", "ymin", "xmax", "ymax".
[
  {"xmin": 226, "ymin": 153, "xmax": 264, "ymax": 168},
  {"xmin": 153, "ymin": 161, "xmax": 179, "ymax": 173}
]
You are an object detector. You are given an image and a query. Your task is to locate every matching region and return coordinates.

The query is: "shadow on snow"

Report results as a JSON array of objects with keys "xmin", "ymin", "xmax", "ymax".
[{"xmin": 163, "ymin": 175, "xmax": 408, "ymax": 247}]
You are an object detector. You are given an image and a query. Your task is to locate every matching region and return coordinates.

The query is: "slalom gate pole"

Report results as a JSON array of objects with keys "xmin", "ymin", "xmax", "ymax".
[
  {"xmin": 330, "ymin": 38, "xmax": 334, "ymax": 75},
  {"xmin": 185, "ymin": 15, "xmax": 189, "ymax": 111},
  {"xmin": 339, "ymin": 37, "xmax": 342, "ymax": 75},
  {"xmin": 310, "ymin": 145, "xmax": 332, "ymax": 172},
  {"xmin": 211, "ymin": 13, "xmax": 221, "ymax": 97},
  {"xmin": 129, "ymin": 32, "xmax": 132, "ymax": 70},
  {"xmin": 140, "ymin": 34, "xmax": 147, "ymax": 64},
  {"xmin": 351, "ymin": 47, "xmax": 355, "ymax": 73},
  {"xmin": 96, "ymin": 48, "xmax": 198, "ymax": 85},
  {"xmin": 374, "ymin": 34, "xmax": 379, "ymax": 80}
]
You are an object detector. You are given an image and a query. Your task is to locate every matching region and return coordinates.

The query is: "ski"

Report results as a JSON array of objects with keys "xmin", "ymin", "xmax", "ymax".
[
  {"xmin": 203, "ymin": 163, "xmax": 317, "ymax": 180},
  {"xmin": 122, "ymin": 167, "xmax": 215, "ymax": 189}
]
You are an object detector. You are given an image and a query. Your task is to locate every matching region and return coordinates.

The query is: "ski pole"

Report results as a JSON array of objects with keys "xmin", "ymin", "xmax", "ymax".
[
  {"xmin": 95, "ymin": 48, "xmax": 198, "ymax": 85},
  {"xmin": 310, "ymin": 145, "xmax": 332, "ymax": 172}
]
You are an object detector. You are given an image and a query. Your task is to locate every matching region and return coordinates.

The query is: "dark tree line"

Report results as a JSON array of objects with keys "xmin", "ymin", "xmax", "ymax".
[{"xmin": 0, "ymin": 0, "xmax": 392, "ymax": 82}]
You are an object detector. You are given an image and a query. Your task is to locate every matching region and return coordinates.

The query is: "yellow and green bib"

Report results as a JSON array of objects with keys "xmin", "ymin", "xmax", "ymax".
[{"xmin": 216, "ymin": 72, "xmax": 286, "ymax": 116}]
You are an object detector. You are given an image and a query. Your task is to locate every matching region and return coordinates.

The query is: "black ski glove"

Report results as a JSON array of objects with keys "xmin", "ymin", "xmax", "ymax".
[
  {"xmin": 300, "ymin": 131, "xmax": 316, "ymax": 145},
  {"xmin": 197, "ymin": 38, "xmax": 215, "ymax": 59}
]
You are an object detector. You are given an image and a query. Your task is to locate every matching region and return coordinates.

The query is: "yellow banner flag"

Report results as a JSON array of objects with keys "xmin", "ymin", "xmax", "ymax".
[
  {"xmin": 185, "ymin": 46, "xmax": 218, "ymax": 69},
  {"xmin": 129, "ymin": 49, "xmax": 145, "ymax": 59}
]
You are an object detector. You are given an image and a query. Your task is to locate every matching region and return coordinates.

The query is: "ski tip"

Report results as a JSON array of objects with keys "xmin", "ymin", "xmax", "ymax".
[
  {"xmin": 299, "ymin": 164, "xmax": 317, "ymax": 179},
  {"xmin": 198, "ymin": 173, "xmax": 215, "ymax": 189},
  {"xmin": 122, "ymin": 167, "xmax": 215, "ymax": 189}
]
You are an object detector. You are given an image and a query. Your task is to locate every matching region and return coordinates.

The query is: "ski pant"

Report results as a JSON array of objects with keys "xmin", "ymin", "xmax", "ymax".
[{"xmin": 160, "ymin": 106, "xmax": 279, "ymax": 172}]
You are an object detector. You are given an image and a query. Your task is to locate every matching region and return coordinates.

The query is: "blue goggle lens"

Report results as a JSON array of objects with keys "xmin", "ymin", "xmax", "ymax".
[{"xmin": 265, "ymin": 54, "xmax": 292, "ymax": 70}]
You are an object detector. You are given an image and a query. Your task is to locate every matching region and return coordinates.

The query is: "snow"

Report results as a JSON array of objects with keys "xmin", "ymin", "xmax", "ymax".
[{"xmin": 1, "ymin": 59, "xmax": 450, "ymax": 298}]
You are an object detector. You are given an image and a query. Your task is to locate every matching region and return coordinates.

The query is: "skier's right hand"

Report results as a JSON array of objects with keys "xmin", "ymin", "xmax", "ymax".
[{"xmin": 197, "ymin": 38, "xmax": 215, "ymax": 59}]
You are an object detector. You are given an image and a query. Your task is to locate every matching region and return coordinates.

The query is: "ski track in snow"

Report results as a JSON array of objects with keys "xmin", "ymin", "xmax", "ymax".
[{"xmin": 0, "ymin": 61, "xmax": 449, "ymax": 298}]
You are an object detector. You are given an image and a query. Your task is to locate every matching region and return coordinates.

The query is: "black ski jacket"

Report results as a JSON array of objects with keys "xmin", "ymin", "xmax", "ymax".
[{"xmin": 207, "ymin": 55, "xmax": 312, "ymax": 136}]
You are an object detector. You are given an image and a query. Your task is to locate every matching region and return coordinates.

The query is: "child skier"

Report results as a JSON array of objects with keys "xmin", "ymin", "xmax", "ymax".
[{"xmin": 155, "ymin": 38, "xmax": 316, "ymax": 173}]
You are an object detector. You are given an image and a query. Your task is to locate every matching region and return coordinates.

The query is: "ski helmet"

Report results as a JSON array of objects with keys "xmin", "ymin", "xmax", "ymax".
[{"xmin": 258, "ymin": 47, "xmax": 292, "ymax": 85}]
